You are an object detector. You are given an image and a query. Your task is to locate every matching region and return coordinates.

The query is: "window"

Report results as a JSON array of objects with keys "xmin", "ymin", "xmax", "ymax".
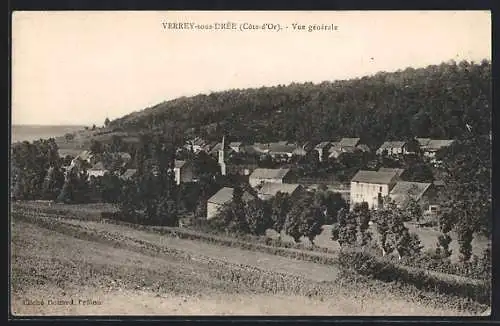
[{"xmin": 379, "ymin": 186, "xmax": 382, "ymax": 192}]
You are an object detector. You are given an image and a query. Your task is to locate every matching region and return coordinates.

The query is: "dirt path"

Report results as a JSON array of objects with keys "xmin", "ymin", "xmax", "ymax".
[{"xmin": 12, "ymin": 289, "xmax": 476, "ymax": 316}]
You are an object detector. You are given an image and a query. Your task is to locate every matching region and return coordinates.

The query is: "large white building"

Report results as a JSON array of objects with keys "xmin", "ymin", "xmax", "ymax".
[{"xmin": 350, "ymin": 170, "xmax": 400, "ymax": 210}]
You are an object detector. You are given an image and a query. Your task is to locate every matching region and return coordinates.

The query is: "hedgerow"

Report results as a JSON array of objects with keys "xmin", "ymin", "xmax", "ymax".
[{"xmin": 337, "ymin": 249, "xmax": 490, "ymax": 305}]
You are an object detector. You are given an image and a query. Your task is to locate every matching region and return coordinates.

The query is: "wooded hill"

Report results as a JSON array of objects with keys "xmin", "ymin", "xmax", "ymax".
[{"xmin": 110, "ymin": 60, "xmax": 491, "ymax": 149}]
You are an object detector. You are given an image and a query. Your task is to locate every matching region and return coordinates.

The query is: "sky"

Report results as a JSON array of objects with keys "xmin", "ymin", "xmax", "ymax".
[{"xmin": 11, "ymin": 11, "xmax": 491, "ymax": 126}]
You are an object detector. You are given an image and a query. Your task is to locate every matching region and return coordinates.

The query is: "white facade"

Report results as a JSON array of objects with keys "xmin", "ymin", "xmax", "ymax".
[
  {"xmin": 350, "ymin": 181, "xmax": 391, "ymax": 210},
  {"xmin": 206, "ymin": 202, "xmax": 222, "ymax": 220}
]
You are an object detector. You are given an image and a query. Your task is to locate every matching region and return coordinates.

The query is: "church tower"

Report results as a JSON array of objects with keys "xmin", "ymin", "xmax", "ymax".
[{"xmin": 218, "ymin": 136, "xmax": 227, "ymax": 176}]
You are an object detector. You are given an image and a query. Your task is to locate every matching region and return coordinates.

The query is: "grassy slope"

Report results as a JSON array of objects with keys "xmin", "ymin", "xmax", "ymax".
[
  {"xmin": 11, "ymin": 211, "xmax": 489, "ymax": 316},
  {"xmin": 12, "ymin": 201, "xmax": 490, "ymax": 263}
]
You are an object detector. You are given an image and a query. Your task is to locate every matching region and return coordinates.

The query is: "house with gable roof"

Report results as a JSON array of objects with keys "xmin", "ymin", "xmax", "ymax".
[
  {"xmin": 376, "ymin": 141, "xmax": 409, "ymax": 156},
  {"xmin": 206, "ymin": 187, "xmax": 257, "ymax": 220},
  {"xmin": 389, "ymin": 181, "xmax": 439, "ymax": 215},
  {"xmin": 256, "ymin": 183, "xmax": 304, "ymax": 201},
  {"xmin": 249, "ymin": 168, "xmax": 293, "ymax": 188},
  {"xmin": 350, "ymin": 169, "xmax": 400, "ymax": 210},
  {"xmin": 421, "ymin": 139, "xmax": 455, "ymax": 159}
]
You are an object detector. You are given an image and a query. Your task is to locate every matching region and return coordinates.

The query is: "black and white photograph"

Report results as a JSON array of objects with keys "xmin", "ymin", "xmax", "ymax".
[{"xmin": 10, "ymin": 11, "xmax": 492, "ymax": 316}]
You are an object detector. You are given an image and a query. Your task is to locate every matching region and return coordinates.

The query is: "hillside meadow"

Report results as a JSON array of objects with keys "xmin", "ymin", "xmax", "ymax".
[{"xmin": 11, "ymin": 203, "xmax": 490, "ymax": 316}]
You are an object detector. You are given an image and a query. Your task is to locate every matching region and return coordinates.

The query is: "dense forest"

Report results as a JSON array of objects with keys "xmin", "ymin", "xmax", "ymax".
[{"xmin": 110, "ymin": 60, "xmax": 491, "ymax": 149}]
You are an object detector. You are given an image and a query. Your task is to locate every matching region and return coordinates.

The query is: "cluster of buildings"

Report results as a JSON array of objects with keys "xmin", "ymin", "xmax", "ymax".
[
  {"xmin": 202, "ymin": 135, "xmax": 451, "ymax": 220},
  {"xmin": 65, "ymin": 150, "xmax": 194, "ymax": 186},
  {"xmin": 65, "ymin": 134, "xmax": 455, "ymax": 222},
  {"xmin": 186, "ymin": 136, "xmax": 455, "ymax": 164}
]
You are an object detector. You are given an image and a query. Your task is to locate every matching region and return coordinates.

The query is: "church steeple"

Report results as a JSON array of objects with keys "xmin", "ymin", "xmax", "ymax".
[{"xmin": 218, "ymin": 136, "xmax": 226, "ymax": 176}]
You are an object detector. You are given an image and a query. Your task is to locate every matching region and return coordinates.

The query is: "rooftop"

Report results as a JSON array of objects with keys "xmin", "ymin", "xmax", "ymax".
[
  {"xmin": 389, "ymin": 181, "xmax": 432, "ymax": 206},
  {"xmin": 314, "ymin": 141, "xmax": 332, "ymax": 149},
  {"xmin": 192, "ymin": 138, "xmax": 206, "ymax": 146},
  {"xmin": 377, "ymin": 141, "xmax": 407, "ymax": 150},
  {"xmin": 120, "ymin": 169, "xmax": 137, "ymax": 180},
  {"xmin": 416, "ymin": 138, "xmax": 431, "ymax": 146},
  {"xmin": 207, "ymin": 187, "xmax": 255, "ymax": 205},
  {"xmin": 268, "ymin": 142, "xmax": 297, "ymax": 154},
  {"xmin": 339, "ymin": 138, "xmax": 360, "ymax": 147},
  {"xmin": 351, "ymin": 170, "xmax": 398, "ymax": 184},
  {"xmin": 356, "ymin": 144, "xmax": 371, "ymax": 152},
  {"xmin": 250, "ymin": 168, "xmax": 291, "ymax": 180},
  {"xmin": 422, "ymin": 139, "xmax": 455, "ymax": 151},
  {"xmin": 209, "ymin": 142, "xmax": 223, "ymax": 154}
]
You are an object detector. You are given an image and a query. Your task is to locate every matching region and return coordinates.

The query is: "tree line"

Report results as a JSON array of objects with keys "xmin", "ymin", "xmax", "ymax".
[
  {"xmin": 206, "ymin": 185, "xmax": 347, "ymax": 244},
  {"xmin": 110, "ymin": 60, "xmax": 490, "ymax": 150}
]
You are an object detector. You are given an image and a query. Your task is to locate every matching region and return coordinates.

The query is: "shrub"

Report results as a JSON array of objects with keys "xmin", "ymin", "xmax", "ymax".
[{"xmin": 338, "ymin": 250, "xmax": 490, "ymax": 305}]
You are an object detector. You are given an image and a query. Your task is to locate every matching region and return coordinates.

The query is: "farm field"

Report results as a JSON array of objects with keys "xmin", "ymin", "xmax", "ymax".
[{"xmin": 11, "ymin": 210, "xmax": 488, "ymax": 316}]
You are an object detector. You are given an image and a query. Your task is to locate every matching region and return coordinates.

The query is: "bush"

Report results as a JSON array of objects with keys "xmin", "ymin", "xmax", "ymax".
[{"xmin": 338, "ymin": 250, "xmax": 490, "ymax": 305}]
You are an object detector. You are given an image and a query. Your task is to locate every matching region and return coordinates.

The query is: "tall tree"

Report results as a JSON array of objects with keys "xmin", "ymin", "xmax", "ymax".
[
  {"xmin": 437, "ymin": 135, "xmax": 491, "ymax": 261},
  {"xmin": 270, "ymin": 192, "xmax": 292, "ymax": 237},
  {"xmin": 285, "ymin": 193, "xmax": 324, "ymax": 244},
  {"xmin": 243, "ymin": 199, "xmax": 271, "ymax": 236}
]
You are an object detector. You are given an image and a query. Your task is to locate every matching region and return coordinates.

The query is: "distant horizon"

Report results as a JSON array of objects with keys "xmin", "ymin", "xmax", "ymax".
[
  {"xmin": 12, "ymin": 11, "xmax": 491, "ymax": 126},
  {"xmin": 12, "ymin": 124, "xmax": 87, "ymax": 127}
]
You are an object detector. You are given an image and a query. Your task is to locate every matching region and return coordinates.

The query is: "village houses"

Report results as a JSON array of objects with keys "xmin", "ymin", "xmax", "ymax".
[
  {"xmin": 87, "ymin": 161, "xmax": 108, "ymax": 179},
  {"xmin": 327, "ymin": 138, "xmax": 369, "ymax": 160},
  {"xmin": 267, "ymin": 142, "xmax": 297, "ymax": 159},
  {"xmin": 249, "ymin": 168, "xmax": 293, "ymax": 188},
  {"xmin": 376, "ymin": 141, "xmax": 409, "ymax": 156},
  {"xmin": 420, "ymin": 139, "xmax": 455, "ymax": 159}
]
